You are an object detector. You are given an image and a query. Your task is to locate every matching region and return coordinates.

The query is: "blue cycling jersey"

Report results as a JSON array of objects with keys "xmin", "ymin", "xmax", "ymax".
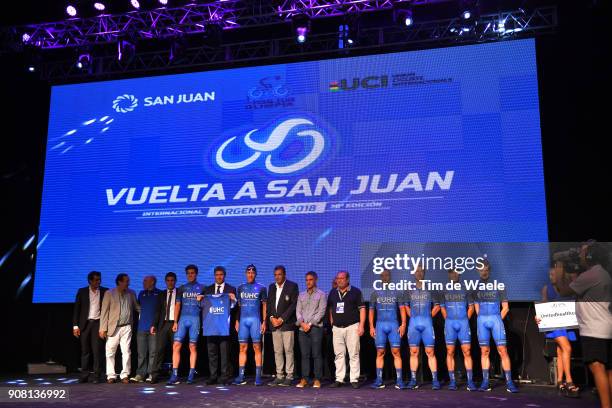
[
  {"xmin": 370, "ymin": 290, "xmax": 400, "ymax": 323},
  {"xmin": 176, "ymin": 281, "xmax": 205, "ymax": 317},
  {"xmin": 405, "ymin": 287, "xmax": 437, "ymax": 317},
  {"xmin": 237, "ymin": 282, "xmax": 267, "ymax": 320},
  {"xmin": 440, "ymin": 288, "xmax": 473, "ymax": 320},
  {"xmin": 472, "ymin": 280, "xmax": 507, "ymax": 316},
  {"xmin": 202, "ymin": 293, "xmax": 235, "ymax": 336}
]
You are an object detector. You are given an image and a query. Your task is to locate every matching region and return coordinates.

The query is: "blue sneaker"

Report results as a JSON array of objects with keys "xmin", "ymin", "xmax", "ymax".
[
  {"xmin": 370, "ymin": 378, "xmax": 385, "ymax": 389},
  {"xmin": 448, "ymin": 380, "xmax": 457, "ymax": 390},
  {"xmin": 479, "ymin": 381, "xmax": 491, "ymax": 392},
  {"xmin": 254, "ymin": 378, "xmax": 263, "ymax": 386},
  {"xmin": 395, "ymin": 381, "xmax": 407, "ymax": 390},
  {"xmin": 432, "ymin": 380, "xmax": 441, "ymax": 390},
  {"xmin": 167, "ymin": 374, "xmax": 180, "ymax": 385},
  {"xmin": 186, "ymin": 371, "xmax": 196, "ymax": 384},
  {"xmin": 466, "ymin": 381, "xmax": 478, "ymax": 392},
  {"xmin": 232, "ymin": 376, "xmax": 247, "ymax": 386},
  {"xmin": 406, "ymin": 379, "xmax": 419, "ymax": 390},
  {"xmin": 506, "ymin": 381, "xmax": 519, "ymax": 393}
]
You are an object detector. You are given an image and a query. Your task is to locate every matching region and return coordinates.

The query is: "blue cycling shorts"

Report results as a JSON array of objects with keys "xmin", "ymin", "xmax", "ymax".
[
  {"xmin": 444, "ymin": 318, "xmax": 471, "ymax": 345},
  {"xmin": 238, "ymin": 317, "xmax": 262, "ymax": 344},
  {"xmin": 174, "ymin": 315, "xmax": 200, "ymax": 344},
  {"xmin": 477, "ymin": 315, "xmax": 506, "ymax": 347},
  {"xmin": 408, "ymin": 317, "xmax": 435, "ymax": 348},
  {"xmin": 376, "ymin": 321, "xmax": 401, "ymax": 349}
]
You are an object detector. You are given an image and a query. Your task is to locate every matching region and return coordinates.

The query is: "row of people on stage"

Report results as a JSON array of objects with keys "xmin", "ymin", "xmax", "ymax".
[{"xmin": 73, "ymin": 261, "xmax": 518, "ymax": 392}]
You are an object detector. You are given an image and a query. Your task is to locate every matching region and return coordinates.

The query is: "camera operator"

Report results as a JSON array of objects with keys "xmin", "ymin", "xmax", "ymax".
[{"xmin": 558, "ymin": 241, "xmax": 612, "ymax": 408}]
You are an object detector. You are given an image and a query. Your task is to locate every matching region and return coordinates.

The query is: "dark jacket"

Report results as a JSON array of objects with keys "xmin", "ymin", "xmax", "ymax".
[
  {"xmin": 267, "ymin": 280, "xmax": 299, "ymax": 331},
  {"xmin": 153, "ymin": 288, "xmax": 178, "ymax": 330},
  {"xmin": 72, "ymin": 286, "xmax": 108, "ymax": 330}
]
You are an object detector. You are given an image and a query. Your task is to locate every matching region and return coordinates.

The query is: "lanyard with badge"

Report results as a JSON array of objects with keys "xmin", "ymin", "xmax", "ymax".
[{"xmin": 336, "ymin": 288, "xmax": 349, "ymax": 314}]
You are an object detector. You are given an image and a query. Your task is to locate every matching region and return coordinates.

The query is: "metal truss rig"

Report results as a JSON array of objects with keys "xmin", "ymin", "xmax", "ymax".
[
  {"xmin": 15, "ymin": 0, "xmax": 433, "ymax": 49},
  {"xmin": 14, "ymin": 5, "xmax": 557, "ymax": 81}
]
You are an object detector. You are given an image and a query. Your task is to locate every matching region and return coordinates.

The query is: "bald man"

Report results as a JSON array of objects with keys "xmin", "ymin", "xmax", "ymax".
[{"xmin": 131, "ymin": 276, "xmax": 161, "ymax": 383}]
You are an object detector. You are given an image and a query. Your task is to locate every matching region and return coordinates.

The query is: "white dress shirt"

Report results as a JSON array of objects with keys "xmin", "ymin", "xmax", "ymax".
[
  {"xmin": 214, "ymin": 282, "xmax": 225, "ymax": 294},
  {"xmin": 275, "ymin": 281, "xmax": 285, "ymax": 310},
  {"xmin": 166, "ymin": 288, "xmax": 176, "ymax": 321},
  {"xmin": 88, "ymin": 287, "xmax": 101, "ymax": 320}
]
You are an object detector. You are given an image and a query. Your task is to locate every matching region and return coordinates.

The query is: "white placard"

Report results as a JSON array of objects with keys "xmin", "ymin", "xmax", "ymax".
[{"xmin": 534, "ymin": 301, "xmax": 579, "ymax": 332}]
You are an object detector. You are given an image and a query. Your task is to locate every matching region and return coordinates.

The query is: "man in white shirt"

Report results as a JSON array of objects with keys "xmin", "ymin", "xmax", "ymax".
[{"xmin": 72, "ymin": 271, "xmax": 108, "ymax": 383}]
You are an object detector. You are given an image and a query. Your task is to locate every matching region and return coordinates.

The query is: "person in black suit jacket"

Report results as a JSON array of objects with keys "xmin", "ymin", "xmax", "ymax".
[
  {"xmin": 149, "ymin": 272, "xmax": 178, "ymax": 383},
  {"xmin": 72, "ymin": 271, "xmax": 108, "ymax": 383},
  {"xmin": 200, "ymin": 266, "xmax": 237, "ymax": 385},
  {"xmin": 266, "ymin": 265, "xmax": 299, "ymax": 386}
]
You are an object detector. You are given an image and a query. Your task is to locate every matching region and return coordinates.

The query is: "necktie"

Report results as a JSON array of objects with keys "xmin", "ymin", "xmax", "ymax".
[
  {"xmin": 216, "ymin": 285, "xmax": 221, "ymax": 294},
  {"xmin": 165, "ymin": 290, "xmax": 172, "ymax": 321}
]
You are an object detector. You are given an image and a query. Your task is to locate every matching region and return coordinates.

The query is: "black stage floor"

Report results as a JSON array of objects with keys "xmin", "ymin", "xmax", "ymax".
[{"xmin": 0, "ymin": 375, "xmax": 599, "ymax": 408}]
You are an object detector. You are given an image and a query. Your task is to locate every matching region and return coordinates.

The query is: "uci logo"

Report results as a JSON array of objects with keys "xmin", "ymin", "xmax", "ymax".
[
  {"xmin": 214, "ymin": 117, "xmax": 326, "ymax": 175},
  {"xmin": 112, "ymin": 94, "xmax": 138, "ymax": 113}
]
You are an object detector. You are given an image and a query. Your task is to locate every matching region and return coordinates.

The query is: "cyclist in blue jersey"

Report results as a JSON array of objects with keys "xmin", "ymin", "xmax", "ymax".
[
  {"xmin": 168, "ymin": 264, "xmax": 206, "ymax": 385},
  {"xmin": 403, "ymin": 266, "xmax": 440, "ymax": 390},
  {"xmin": 473, "ymin": 260, "xmax": 518, "ymax": 393},
  {"xmin": 440, "ymin": 269, "xmax": 477, "ymax": 391},
  {"xmin": 233, "ymin": 264, "xmax": 267, "ymax": 386},
  {"xmin": 369, "ymin": 269, "xmax": 407, "ymax": 389}
]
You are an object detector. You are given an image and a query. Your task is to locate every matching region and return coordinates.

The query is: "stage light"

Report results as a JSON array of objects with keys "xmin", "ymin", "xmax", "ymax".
[
  {"xmin": 292, "ymin": 14, "xmax": 310, "ymax": 44},
  {"xmin": 460, "ymin": 0, "xmax": 479, "ymax": 22},
  {"xmin": 403, "ymin": 10, "xmax": 414, "ymax": 26},
  {"xmin": 130, "ymin": 0, "xmax": 141, "ymax": 9},
  {"xmin": 22, "ymin": 33, "xmax": 31, "ymax": 43},
  {"xmin": 76, "ymin": 53, "xmax": 91, "ymax": 69},
  {"xmin": 94, "ymin": 2, "xmax": 106, "ymax": 11},
  {"xmin": 66, "ymin": 5, "xmax": 77, "ymax": 17},
  {"xmin": 118, "ymin": 39, "xmax": 136, "ymax": 62},
  {"xmin": 394, "ymin": 5, "xmax": 414, "ymax": 28},
  {"xmin": 297, "ymin": 30, "xmax": 306, "ymax": 44},
  {"xmin": 497, "ymin": 19, "xmax": 506, "ymax": 33},
  {"xmin": 27, "ymin": 65, "xmax": 36, "ymax": 73},
  {"xmin": 158, "ymin": 0, "xmax": 169, "ymax": 5}
]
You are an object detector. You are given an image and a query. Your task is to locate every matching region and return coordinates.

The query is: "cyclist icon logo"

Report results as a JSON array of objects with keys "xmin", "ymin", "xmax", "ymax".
[{"xmin": 247, "ymin": 76, "xmax": 289, "ymax": 100}]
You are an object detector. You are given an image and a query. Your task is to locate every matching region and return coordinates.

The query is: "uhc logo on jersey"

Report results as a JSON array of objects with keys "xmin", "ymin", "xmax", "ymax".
[
  {"xmin": 377, "ymin": 296, "xmax": 397, "ymax": 304},
  {"xmin": 209, "ymin": 306, "xmax": 225, "ymax": 314},
  {"xmin": 241, "ymin": 292, "xmax": 259, "ymax": 299},
  {"xmin": 183, "ymin": 292, "xmax": 199, "ymax": 299}
]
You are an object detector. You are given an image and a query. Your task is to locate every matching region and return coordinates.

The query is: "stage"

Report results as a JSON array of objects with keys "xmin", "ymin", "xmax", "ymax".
[{"xmin": 0, "ymin": 375, "xmax": 599, "ymax": 408}]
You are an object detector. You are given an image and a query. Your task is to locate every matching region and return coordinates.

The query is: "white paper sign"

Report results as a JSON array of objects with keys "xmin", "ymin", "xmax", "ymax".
[{"xmin": 534, "ymin": 301, "xmax": 579, "ymax": 332}]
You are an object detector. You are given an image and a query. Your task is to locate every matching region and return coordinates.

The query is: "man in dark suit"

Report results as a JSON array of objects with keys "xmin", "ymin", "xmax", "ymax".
[
  {"xmin": 149, "ymin": 272, "xmax": 177, "ymax": 384},
  {"xmin": 266, "ymin": 265, "xmax": 299, "ymax": 386},
  {"xmin": 200, "ymin": 266, "xmax": 236, "ymax": 385},
  {"xmin": 72, "ymin": 271, "xmax": 108, "ymax": 383}
]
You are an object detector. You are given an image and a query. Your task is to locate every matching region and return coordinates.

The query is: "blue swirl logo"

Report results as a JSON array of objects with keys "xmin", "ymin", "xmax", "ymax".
[
  {"xmin": 214, "ymin": 118, "xmax": 326, "ymax": 174},
  {"xmin": 112, "ymin": 94, "xmax": 138, "ymax": 113}
]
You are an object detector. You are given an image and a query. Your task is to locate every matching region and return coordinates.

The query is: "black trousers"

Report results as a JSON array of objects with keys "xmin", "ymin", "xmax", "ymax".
[
  {"xmin": 80, "ymin": 319, "xmax": 103, "ymax": 379},
  {"xmin": 207, "ymin": 336, "xmax": 230, "ymax": 380},
  {"xmin": 298, "ymin": 326, "xmax": 323, "ymax": 380},
  {"xmin": 152, "ymin": 320, "xmax": 174, "ymax": 376}
]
